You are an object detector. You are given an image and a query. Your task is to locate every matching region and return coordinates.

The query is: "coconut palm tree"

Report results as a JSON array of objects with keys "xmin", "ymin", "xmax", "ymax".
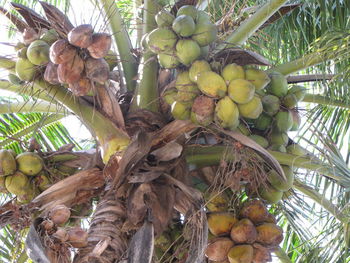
[{"xmin": 0, "ymin": 0, "xmax": 349, "ymax": 262}]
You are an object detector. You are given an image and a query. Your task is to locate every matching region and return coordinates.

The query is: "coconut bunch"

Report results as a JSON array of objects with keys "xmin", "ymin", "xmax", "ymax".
[
  {"xmin": 164, "ymin": 61, "xmax": 270, "ymax": 130},
  {"xmin": 146, "ymin": 5, "xmax": 217, "ymax": 68},
  {"xmin": 0, "ymin": 149, "xmax": 51, "ymax": 203},
  {"xmin": 205, "ymin": 199, "xmax": 283, "ymax": 263}
]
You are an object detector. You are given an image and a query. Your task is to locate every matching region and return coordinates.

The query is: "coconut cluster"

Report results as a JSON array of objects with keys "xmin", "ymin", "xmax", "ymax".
[
  {"xmin": 206, "ymin": 199, "xmax": 283, "ymax": 263},
  {"xmin": 146, "ymin": 5, "xmax": 217, "ymax": 67},
  {"xmin": 164, "ymin": 61, "xmax": 270, "ymax": 130},
  {"xmin": 0, "ymin": 149, "xmax": 49, "ymax": 203}
]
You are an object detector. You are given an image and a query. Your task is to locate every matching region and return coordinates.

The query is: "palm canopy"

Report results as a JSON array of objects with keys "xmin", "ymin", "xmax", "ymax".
[{"xmin": 0, "ymin": 0, "xmax": 349, "ymax": 262}]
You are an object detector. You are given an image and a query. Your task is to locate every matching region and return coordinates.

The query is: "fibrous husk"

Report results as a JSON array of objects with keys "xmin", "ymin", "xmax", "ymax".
[
  {"xmin": 49, "ymin": 204, "xmax": 71, "ymax": 225},
  {"xmin": 67, "ymin": 24, "xmax": 93, "ymax": 48},
  {"xmin": 67, "ymin": 226, "xmax": 88, "ymax": 248},
  {"xmin": 87, "ymin": 33, "xmax": 112, "ymax": 59},
  {"xmin": 0, "ymin": 149, "xmax": 17, "ymax": 176},
  {"xmin": 191, "ymin": 95, "xmax": 215, "ymax": 126},
  {"xmin": 44, "ymin": 62, "xmax": 60, "ymax": 84},
  {"xmin": 85, "ymin": 57, "xmax": 109, "ymax": 84},
  {"xmin": 57, "ymin": 55, "xmax": 84, "ymax": 84},
  {"xmin": 68, "ymin": 77, "xmax": 92, "ymax": 96},
  {"xmin": 239, "ymin": 200, "xmax": 269, "ymax": 224},
  {"xmin": 227, "ymin": 244, "xmax": 254, "ymax": 263},
  {"xmin": 207, "ymin": 212, "xmax": 238, "ymax": 236},
  {"xmin": 252, "ymin": 243, "xmax": 272, "ymax": 263},
  {"xmin": 205, "ymin": 237, "xmax": 234, "ymax": 261},
  {"xmin": 53, "ymin": 227, "xmax": 69, "ymax": 242},
  {"xmin": 50, "ymin": 39, "xmax": 77, "ymax": 64},
  {"xmin": 230, "ymin": 218, "xmax": 257, "ymax": 244},
  {"xmin": 16, "ymin": 152, "xmax": 43, "ymax": 176},
  {"xmin": 256, "ymin": 223, "xmax": 283, "ymax": 246}
]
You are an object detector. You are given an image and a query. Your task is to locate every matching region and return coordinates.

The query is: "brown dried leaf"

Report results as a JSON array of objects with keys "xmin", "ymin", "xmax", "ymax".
[
  {"xmin": 150, "ymin": 141, "xmax": 183, "ymax": 162},
  {"xmin": 260, "ymin": 4, "xmax": 301, "ymax": 29},
  {"xmin": 213, "ymin": 48, "xmax": 270, "ymax": 66},
  {"xmin": 128, "ymin": 220, "xmax": 154, "ymax": 263},
  {"xmin": 0, "ymin": 7, "xmax": 27, "ymax": 32},
  {"xmin": 127, "ymin": 183, "xmax": 152, "ymax": 226},
  {"xmin": 128, "ymin": 171, "xmax": 163, "ymax": 183}
]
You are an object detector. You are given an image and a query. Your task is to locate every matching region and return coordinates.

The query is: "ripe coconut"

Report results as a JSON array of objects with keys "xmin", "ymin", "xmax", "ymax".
[
  {"xmin": 265, "ymin": 213, "xmax": 277, "ymax": 224},
  {"xmin": 227, "ymin": 245, "xmax": 254, "ymax": 263},
  {"xmin": 267, "ymin": 165, "xmax": 294, "ymax": 192},
  {"xmin": 155, "ymin": 10, "xmax": 175, "ymax": 27},
  {"xmin": 57, "ymin": 55, "xmax": 84, "ymax": 84},
  {"xmin": 87, "ymin": 33, "xmax": 112, "ymax": 59},
  {"xmin": 67, "ymin": 226, "xmax": 88, "ymax": 248},
  {"xmin": 15, "ymin": 58, "xmax": 36, "ymax": 81},
  {"xmin": 245, "ymin": 68, "xmax": 270, "ymax": 90},
  {"xmin": 5, "ymin": 171, "xmax": 30, "ymax": 196},
  {"xmin": 146, "ymin": 28, "xmax": 178, "ymax": 53},
  {"xmin": 269, "ymin": 132, "xmax": 288, "ymax": 146},
  {"xmin": 230, "ymin": 218, "xmax": 258, "ymax": 244},
  {"xmin": 171, "ymin": 101, "xmax": 192, "ymax": 120},
  {"xmin": 85, "ymin": 58, "xmax": 109, "ymax": 84},
  {"xmin": 0, "ymin": 177, "xmax": 7, "ymax": 193},
  {"xmin": 44, "ymin": 62, "xmax": 60, "ymax": 85},
  {"xmin": 228, "ymin": 79, "xmax": 256, "ymax": 104},
  {"xmin": 256, "ymin": 223, "xmax": 283, "ymax": 246},
  {"xmin": 68, "ymin": 24, "xmax": 93, "ymax": 48},
  {"xmin": 40, "ymin": 29, "xmax": 59, "ymax": 45},
  {"xmin": 16, "ymin": 152, "xmax": 43, "ymax": 176},
  {"xmin": 197, "ymin": 71, "xmax": 227, "ymax": 98},
  {"xmin": 172, "ymin": 15, "xmax": 196, "ymax": 37},
  {"xmin": 275, "ymin": 111, "xmax": 293, "ymax": 132},
  {"xmin": 238, "ymin": 96, "xmax": 263, "ymax": 119},
  {"xmin": 207, "ymin": 212, "xmax": 238, "ymax": 236},
  {"xmin": 50, "ymin": 39, "xmax": 77, "ymax": 64},
  {"xmin": 192, "ymin": 21, "xmax": 217, "ymax": 47},
  {"xmin": 239, "ymin": 199, "xmax": 269, "ymax": 224},
  {"xmin": 0, "ymin": 150, "xmax": 17, "ymax": 176},
  {"xmin": 222, "ymin": 64, "xmax": 245, "ymax": 83},
  {"xmin": 176, "ymin": 39, "xmax": 201, "ymax": 66},
  {"xmin": 158, "ymin": 51, "xmax": 180, "ymax": 69},
  {"xmin": 266, "ymin": 71, "xmax": 288, "ymax": 97},
  {"xmin": 205, "ymin": 237, "xmax": 234, "ymax": 262},
  {"xmin": 49, "ymin": 204, "xmax": 71, "ymax": 225},
  {"xmin": 254, "ymin": 113, "xmax": 272, "ymax": 131},
  {"xmin": 191, "ymin": 95, "xmax": 215, "ymax": 126},
  {"xmin": 252, "ymin": 244, "xmax": 272, "ymax": 263},
  {"xmin": 53, "ymin": 227, "xmax": 69, "ymax": 242},
  {"xmin": 69, "ymin": 77, "xmax": 93, "ymax": 96},
  {"xmin": 176, "ymin": 5, "xmax": 198, "ymax": 20},
  {"xmin": 258, "ymin": 184, "xmax": 283, "ymax": 204},
  {"xmin": 215, "ymin": 96, "xmax": 240, "ymax": 130},
  {"xmin": 205, "ymin": 191, "xmax": 229, "ymax": 212},
  {"xmin": 248, "ymin": 135, "xmax": 269, "ymax": 148},
  {"xmin": 189, "ymin": 60, "xmax": 211, "ymax": 82},
  {"xmin": 16, "ymin": 186, "xmax": 37, "ymax": 204}
]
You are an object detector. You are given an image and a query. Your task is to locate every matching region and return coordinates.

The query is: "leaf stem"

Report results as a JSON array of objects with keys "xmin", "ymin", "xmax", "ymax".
[
  {"xmin": 302, "ymin": 94, "xmax": 350, "ymax": 109},
  {"xmin": 0, "ymin": 101, "xmax": 67, "ymax": 114}
]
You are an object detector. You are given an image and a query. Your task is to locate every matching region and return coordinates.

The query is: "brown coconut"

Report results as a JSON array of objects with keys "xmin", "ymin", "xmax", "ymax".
[
  {"xmin": 44, "ymin": 62, "xmax": 60, "ymax": 85},
  {"xmin": 252, "ymin": 243, "xmax": 272, "ymax": 263},
  {"xmin": 240, "ymin": 200, "xmax": 269, "ymax": 224},
  {"xmin": 67, "ymin": 226, "xmax": 88, "ymax": 248},
  {"xmin": 57, "ymin": 55, "xmax": 84, "ymax": 84},
  {"xmin": 68, "ymin": 24, "xmax": 93, "ymax": 48},
  {"xmin": 205, "ymin": 237, "xmax": 234, "ymax": 262},
  {"xmin": 49, "ymin": 204, "xmax": 71, "ymax": 225},
  {"xmin": 53, "ymin": 227, "xmax": 69, "ymax": 242},
  {"xmin": 256, "ymin": 223, "xmax": 283, "ymax": 247},
  {"xmin": 265, "ymin": 214, "xmax": 277, "ymax": 224},
  {"xmin": 50, "ymin": 39, "xmax": 77, "ymax": 64},
  {"xmin": 230, "ymin": 218, "xmax": 257, "ymax": 244},
  {"xmin": 207, "ymin": 212, "xmax": 238, "ymax": 236},
  {"xmin": 23, "ymin": 28, "xmax": 38, "ymax": 45},
  {"xmin": 68, "ymin": 77, "xmax": 92, "ymax": 96},
  {"xmin": 87, "ymin": 33, "xmax": 112, "ymax": 59},
  {"xmin": 41, "ymin": 219, "xmax": 54, "ymax": 231},
  {"xmin": 85, "ymin": 57, "xmax": 109, "ymax": 83}
]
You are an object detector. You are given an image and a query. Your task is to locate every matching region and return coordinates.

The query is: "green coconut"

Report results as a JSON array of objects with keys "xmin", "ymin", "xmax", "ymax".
[
  {"xmin": 237, "ymin": 123, "xmax": 250, "ymax": 136},
  {"xmin": 245, "ymin": 68, "xmax": 270, "ymax": 90},
  {"xmin": 287, "ymin": 85, "xmax": 307, "ymax": 101},
  {"xmin": 282, "ymin": 93, "xmax": 298, "ymax": 109},
  {"xmin": 176, "ymin": 39, "xmax": 201, "ymax": 66},
  {"xmin": 176, "ymin": 5, "xmax": 198, "ymax": 20},
  {"xmin": 171, "ymin": 101, "xmax": 192, "ymax": 120},
  {"xmin": 248, "ymin": 135, "xmax": 269, "ymax": 148},
  {"xmin": 254, "ymin": 113, "xmax": 272, "ymax": 131},
  {"xmin": 189, "ymin": 60, "xmax": 211, "ymax": 82},
  {"xmin": 200, "ymin": 45, "xmax": 209, "ymax": 59},
  {"xmin": 196, "ymin": 10, "xmax": 211, "ymax": 23},
  {"xmin": 146, "ymin": 28, "xmax": 178, "ymax": 54},
  {"xmin": 175, "ymin": 71, "xmax": 199, "ymax": 101},
  {"xmin": 158, "ymin": 51, "xmax": 180, "ymax": 69},
  {"xmin": 5, "ymin": 171, "xmax": 30, "ymax": 196},
  {"xmin": 172, "ymin": 15, "xmax": 195, "ymax": 37},
  {"xmin": 34, "ymin": 172, "xmax": 51, "ymax": 191},
  {"xmin": 17, "ymin": 47, "xmax": 28, "ymax": 59},
  {"xmin": 191, "ymin": 95, "xmax": 215, "ymax": 126},
  {"xmin": 16, "ymin": 186, "xmax": 37, "ymax": 204},
  {"xmin": 258, "ymin": 184, "xmax": 283, "ymax": 204},
  {"xmin": 261, "ymin": 94, "xmax": 280, "ymax": 116},
  {"xmin": 266, "ymin": 71, "xmax": 288, "ymax": 97},
  {"xmin": 215, "ymin": 96, "xmax": 240, "ymax": 130},
  {"xmin": 238, "ymin": 96, "xmax": 263, "ymax": 119},
  {"xmin": 221, "ymin": 63, "xmax": 245, "ymax": 83},
  {"xmin": 16, "ymin": 152, "xmax": 43, "ymax": 176},
  {"xmin": 163, "ymin": 88, "xmax": 178, "ymax": 105},
  {"xmin": 267, "ymin": 165, "xmax": 294, "ymax": 191},
  {"xmin": 269, "ymin": 132, "xmax": 288, "ymax": 146},
  {"xmin": 286, "ymin": 144, "xmax": 307, "ymax": 156},
  {"xmin": 227, "ymin": 245, "xmax": 254, "ymax": 263},
  {"xmin": 26, "ymin": 40, "xmax": 50, "ymax": 65},
  {"xmin": 15, "ymin": 58, "xmax": 36, "ymax": 81},
  {"xmin": 228, "ymin": 79, "xmax": 255, "ymax": 104},
  {"xmin": 155, "ymin": 10, "xmax": 175, "ymax": 28},
  {"xmin": 8, "ymin": 73, "xmax": 23, "ymax": 85},
  {"xmin": 0, "ymin": 150, "xmax": 17, "ymax": 176},
  {"xmin": 275, "ymin": 111, "xmax": 293, "ymax": 132},
  {"xmin": 268, "ymin": 144, "xmax": 287, "ymax": 153},
  {"xmin": 40, "ymin": 29, "xmax": 59, "ymax": 45},
  {"xmin": 191, "ymin": 21, "xmax": 217, "ymax": 47},
  {"xmin": 197, "ymin": 71, "xmax": 227, "ymax": 98}
]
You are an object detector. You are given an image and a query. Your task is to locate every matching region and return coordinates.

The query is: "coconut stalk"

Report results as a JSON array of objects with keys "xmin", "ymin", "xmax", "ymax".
[
  {"xmin": 302, "ymin": 94, "xmax": 350, "ymax": 109},
  {"xmin": 0, "ymin": 101, "xmax": 67, "ymax": 115},
  {"xmin": 216, "ymin": 0, "xmax": 288, "ymax": 50},
  {"xmin": 99, "ymin": 0, "xmax": 138, "ymax": 91}
]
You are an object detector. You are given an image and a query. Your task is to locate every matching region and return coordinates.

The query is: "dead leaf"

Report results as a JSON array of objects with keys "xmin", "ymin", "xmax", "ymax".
[
  {"xmin": 150, "ymin": 141, "xmax": 183, "ymax": 162},
  {"xmin": 260, "ymin": 4, "xmax": 301, "ymax": 29},
  {"xmin": 0, "ymin": 7, "xmax": 27, "ymax": 32},
  {"xmin": 213, "ymin": 48, "xmax": 271, "ymax": 66}
]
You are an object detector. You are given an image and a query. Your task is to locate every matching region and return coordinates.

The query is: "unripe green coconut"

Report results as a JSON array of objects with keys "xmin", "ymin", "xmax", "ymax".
[
  {"xmin": 176, "ymin": 39, "xmax": 201, "ymax": 66},
  {"xmin": 8, "ymin": 73, "xmax": 23, "ymax": 85},
  {"xmin": 261, "ymin": 95, "xmax": 280, "ymax": 116},
  {"xmin": 35, "ymin": 172, "xmax": 51, "ymax": 191},
  {"xmin": 172, "ymin": 15, "xmax": 195, "ymax": 37},
  {"xmin": 200, "ymin": 45, "xmax": 209, "ymax": 59},
  {"xmin": 238, "ymin": 96, "xmax": 263, "ymax": 119},
  {"xmin": 254, "ymin": 113, "xmax": 272, "ymax": 131},
  {"xmin": 189, "ymin": 60, "xmax": 211, "ymax": 82},
  {"xmin": 287, "ymin": 85, "xmax": 307, "ymax": 101},
  {"xmin": 215, "ymin": 96, "xmax": 240, "ymax": 130},
  {"xmin": 176, "ymin": 5, "xmax": 198, "ymax": 20},
  {"xmin": 227, "ymin": 245, "xmax": 254, "ymax": 263},
  {"xmin": 17, "ymin": 186, "xmax": 37, "ymax": 204},
  {"xmin": 14, "ymin": 42, "xmax": 26, "ymax": 51},
  {"xmin": 5, "ymin": 171, "xmax": 30, "ymax": 196},
  {"xmin": 228, "ymin": 79, "xmax": 255, "ymax": 104},
  {"xmin": 192, "ymin": 21, "xmax": 217, "ymax": 47},
  {"xmin": 286, "ymin": 144, "xmax": 307, "ymax": 156},
  {"xmin": 26, "ymin": 40, "xmax": 50, "ymax": 65},
  {"xmin": 15, "ymin": 58, "xmax": 36, "ymax": 81},
  {"xmin": 197, "ymin": 71, "xmax": 227, "ymax": 98},
  {"xmin": 237, "ymin": 123, "xmax": 250, "ymax": 136},
  {"xmin": 163, "ymin": 88, "xmax": 178, "ymax": 105},
  {"xmin": 175, "ymin": 71, "xmax": 199, "ymax": 101},
  {"xmin": 266, "ymin": 71, "xmax": 288, "ymax": 97},
  {"xmin": 282, "ymin": 93, "xmax": 298, "ymax": 109},
  {"xmin": 0, "ymin": 150, "xmax": 17, "ymax": 176},
  {"xmin": 158, "ymin": 51, "xmax": 180, "ymax": 69},
  {"xmin": 290, "ymin": 110, "xmax": 301, "ymax": 131},
  {"xmin": 17, "ymin": 47, "xmax": 28, "ymax": 59},
  {"xmin": 196, "ymin": 10, "xmax": 211, "ymax": 23},
  {"xmin": 267, "ymin": 165, "xmax": 294, "ymax": 191},
  {"xmin": 191, "ymin": 95, "xmax": 215, "ymax": 126},
  {"xmin": 146, "ymin": 28, "xmax": 177, "ymax": 54},
  {"xmin": 16, "ymin": 152, "xmax": 43, "ymax": 176},
  {"xmin": 221, "ymin": 63, "xmax": 245, "ymax": 83},
  {"xmin": 155, "ymin": 10, "xmax": 175, "ymax": 28},
  {"xmin": 40, "ymin": 29, "xmax": 59, "ymax": 45},
  {"xmin": 275, "ymin": 111, "xmax": 293, "ymax": 132},
  {"xmin": 268, "ymin": 144, "xmax": 287, "ymax": 152},
  {"xmin": 269, "ymin": 132, "xmax": 288, "ymax": 146},
  {"xmin": 248, "ymin": 135, "xmax": 269, "ymax": 148},
  {"xmin": 171, "ymin": 101, "xmax": 192, "ymax": 120},
  {"xmin": 258, "ymin": 184, "xmax": 283, "ymax": 204},
  {"xmin": 245, "ymin": 68, "xmax": 270, "ymax": 90}
]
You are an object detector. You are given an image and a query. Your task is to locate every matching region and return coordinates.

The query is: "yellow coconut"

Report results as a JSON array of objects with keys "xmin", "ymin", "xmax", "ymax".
[
  {"xmin": 221, "ymin": 64, "xmax": 245, "ymax": 83},
  {"xmin": 238, "ymin": 96, "xmax": 263, "ymax": 119},
  {"xmin": 239, "ymin": 199, "xmax": 269, "ymax": 224},
  {"xmin": 227, "ymin": 245, "xmax": 254, "ymax": 263},
  {"xmin": 5, "ymin": 171, "xmax": 30, "ymax": 196},
  {"xmin": 256, "ymin": 223, "xmax": 283, "ymax": 246},
  {"xmin": 163, "ymin": 88, "xmax": 178, "ymax": 105},
  {"xmin": 16, "ymin": 152, "xmax": 44, "ymax": 176},
  {"xmin": 230, "ymin": 218, "xmax": 257, "ymax": 244},
  {"xmin": 176, "ymin": 39, "xmax": 201, "ymax": 66},
  {"xmin": 189, "ymin": 60, "xmax": 211, "ymax": 82},
  {"xmin": 228, "ymin": 79, "xmax": 255, "ymax": 104},
  {"xmin": 197, "ymin": 71, "xmax": 227, "ymax": 98},
  {"xmin": 207, "ymin": 212, "xmax": 238, "ymax": 236},
  {"xmin": 175, "ymin": 71, "xmax": 200, "ymax": 101},
  {"xmin": 15, "ymin": 58, "xmax": 36, "ymax": 81},
  {"xmin": 205, "ymin": 191, "xmax": 229, "ymax": 212},
  {"xmin": 215, "ymin": 96, "xmax": 240, "ymax": 130},
  {"xmin": 171, "ymin": 101, "xmax": 192, "ymax": 120},
  {"xmin": 245, "ymin": 68, "xmax": 270, "ymax": 90},
  {"xmin": 0, "ymin": 150, "xmax": 17, "ymax": 176}
]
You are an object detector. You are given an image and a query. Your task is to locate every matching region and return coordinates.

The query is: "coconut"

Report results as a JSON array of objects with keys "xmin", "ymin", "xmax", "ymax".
[
  {"xmin": 240, "ymin": 200, "xmax": 269, "ymax": 224},
  {"xmin": 197, "ymin": 71, "xmax": 227, "ymax": 98},
  {"xmin": 189, "ymin": 60, "xmax": 211, "ymax": 82},
  {"xmin": 171, "ymin": 101, "xmax": 192, "ymax": 120},
  {"xmin": 192, "ymin": 21, "xmax": 217, "ymax": 47},
  {"xmin": 238, "ymin": 96, "xmax": 263, "ymax": 119},
  {"xmin": 87, "ymin": 33, "xmax": 112, "ymax": 59},
  {"xmin": 256, "ymin": 223, "xmax": 283, "ymax": 246},
  {"xmin": 286, "ymin": 144, "xmax": 307, "ymax": 156},
  {"xmin": 227, "ymin": 245, "xmax": 254, "ymax": 263},
  {"xmin": 49, "ymin": 204, "xmax": 71, "ymax": 225},
  {"xmin": 265, "ymin": 214, "xmax": 277, "ymax": 224},
  {"xmin": 287, "ymin": 85, "xmax": 307, "ymax": 101},
  {"xmin": 16, "ymin": 186, "xmax": 37, "ymax": 204},
  {"xmin": 176, "ymin": 5, "xmax": 198, "ymax": 20},
  {"xmin": 237, "ymin": 123, "xmax": 250, "ymax": 136},
  {"xmin": 275, "ymin": 111, "xmax": 293, "ymax": 132},
  {"xmin": 14, "ymin": 42, "xmax": 26, "ymax": 51},
  {"xmin": 205, "ymin": 237, "xmax": 234, "ymax": 261},
  {"xmin": 266, "ymin": 71, "xmax": 288, "ymax": 97},
  {"xmin": 5, "ymin": 171, "xmax": 30, "ymax": 196},
  {"xmin": 258, "ymin": 184, "xmax": 283, "ymax": 204},
  {"xmin": 15, "ymin": 58, "xmax": 36, "ymax": 81},
  {"xmin": 252, "ymin": 244, "xmax": 272, "ymax": 263},
  {"xmin": 17, "ymin": 47, "xmax": 28, "ymax": 59},
  {"xmin": 57, "ymin": 55, "xmax": 84, "ymax": 84},
  {"xmin": 245, "ymin": 69, "xmax": 270, "ymax": 90},
  {"xmin": 222, "ymin": 64, "xmax": 245, "ymax": 83},
  {"xmin": 44, "ymin": 62, "xmax": 60, "ymax": 85},
  {"xmin": 53, "ymin": 227, "xmax": 69, "ymax": 242},
  {"xmin": 158, "ymin": 51, "xmax": 180, "ymax": 69},
  {"xmin": 176, "ymin": 39, "xmax": 201, "ymax": 66},
  {"xmin": 0, "ymin": 150, "xmax": 17, "ymax": 176},
  {"xmin": 261, "ymin": 95, "xmax": 280, "ymax": 116},
  {"xmin": 0, "ymin": 177, "xmax": 7, "ymax": 193},
  {"xmin": 104, "ymin": 51, "xmax": 119, "ymax": 70},
  {"xmin": 163, "ymin": 88, "xmax": 178, "ymax": 105},
  {"xmin": 8, "ymin": 73, "xmax": 23, "ymax": 85},
  {"xmin": 155, "ymin": 10, "xmax": 175, "ymax": 27},
  {"xmin": 146, "ymin": 28, "xmax": 178, "ymax": 53},
  {"xmin": 248, "ymin": 135, "xmax": 269, "ymax": 148},
  {"xmin": 16, "ymin": 152, "xmax": 43, "ymax": 176},
  {"xmin": 172, "ymin": 15, "xmax": 196, "ymax": 37},
  {"xmin": 68, "ymin": 24, "xmax": 93, "ymax": 48},
  {"xmin": 290, "ymin": 110, "xmax": 301, "ymax": 131},
  {"xmin": 282, "ymin": 93, "xmax": 298, "ymax": 109},
  {"xmin": 41, "ymin": 219, "xmax": 55, "ymax": 231},
  {"xmin": 228, "ymin": 79, "xmax": 255, "ymax": 104},
  {"xmin": 215, "ymin": 96, "xmax": 240, "ymax": 130},
  {"xmin": 69, "ymin": 77, "xmax": 93, "ymax": 96},
  {"xmin": 34, "ymin": 172, "xmax": 51, "ymax": 191},
  {"xmin": 191, "ymin": 95, "xmax": 215, "ymax": 126},
  {"xmin": 22, "ymin": 28, "xmax": 38, "ymax": 45},
  {"xmin": 269, "ymin": 132, "xmax": 288, "ymax": 146},
  {"xmin": 230, "ymin": 219, "xmax": 257, "ymax": 244},
  {"xmin": 205, "ymin": 191, "xmax": 229, "ymax": 212},
  {"xmin": 175, "ymin": 71, "xmax": 199, "ymax": 101},
  {"xmin": 40, "ymin": 29, "xmax": 59, "ymax": 45},
  {"xmin": 207, "ymin": 212, "xmax": 238, "ymax": 236},
  {"xmin": 268, "ymin": 144, "xmax": 287, "ymax": 153},
  {"xmin": 85, "ymin": 58, "xmax": 109, "ymax": 84},
  {"xmin": 200, "ymin": 45, "xmax": 209, "ymax": 59},
  {"xmin": 254, "ymin": 113, "xmax": 272, "ymax": 131},
  {"xmin": 67, "ymin": 226, "xmax": 88, "ymax": 248},
  {"xmin": 50, "ymin": 39, "xmax": 77, "ymax": 64},
  {"xmin": 267, "ymin": 165, "xmax": 294, "ymax": 192}
]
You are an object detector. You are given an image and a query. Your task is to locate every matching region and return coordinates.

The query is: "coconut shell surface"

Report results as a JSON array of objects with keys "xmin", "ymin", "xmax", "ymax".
[
  {"xmin": 256, "ymin": 223, "xmax": 283, "ymax": 246},
  {"xmin": 230, "ymin": 218, "xmax": 257, "ymax": 244},
  {"xmin": 68, "ymin": 77, "xmax": 92, "ymax": 96},
  {"xmin": 85, "ymin": 57, "xmax": 109, "ymax": 83},
  {"xmin": 68, "ymin": 24, "xmax": 93, "ymax": 48},
  {"xmin": 205, "ymin": 237, "xmax": 234, "ymax": 261},
  {"xmin": 87, "ymin": 33, "xmax": 112, "ymax": 59},
  {"xmin": 44, "ymin": 62, "xmax": 60, "ymax": 84},
  {"xmin": 50, "ymin": 39, "xmax": 77, "ymax": 64},
  {"xmin": 240, "ymin": 200, "xmax": 269, "ymax": 224},
  {"xmin": 57, "ymin": 55, "xmax": 84, "ymax": 84}
]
